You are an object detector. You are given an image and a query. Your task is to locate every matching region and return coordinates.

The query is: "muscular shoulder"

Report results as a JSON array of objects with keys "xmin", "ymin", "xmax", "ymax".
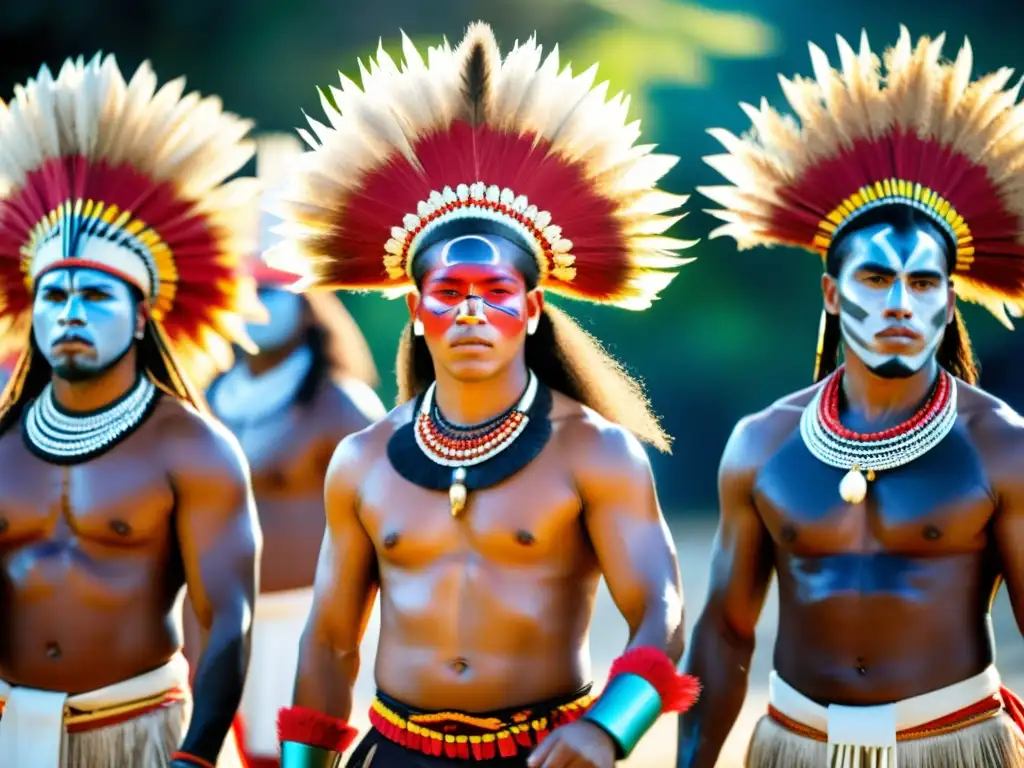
[
  {"xmin": 148, "ymin": 396, "xmax": 249, "ymax": 485},
  {"xmin": 721, "ymin": 382, "xmax": 819, "ymax": 479},
  {"xmin": 551, "ymin": 392, "xmax": 653, "ymax": 491},
  {"xmin": 956, "ymin": 381, "xmax": 1024, "ymax": 486},
  {"xmin": 324, "ymin": 399, "xmax": 415, "ymax": 492}
]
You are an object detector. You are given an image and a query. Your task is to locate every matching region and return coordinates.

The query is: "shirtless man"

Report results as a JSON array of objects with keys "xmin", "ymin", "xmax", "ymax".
[
  {"xmin": 0, "ymin": 55, "xmax": 260, "ymax": 767},
  {"xmin": 191, "ymin": 133, "xmax": 385, "ymax": 768},
  {"xmin": 268, "ymin": 23, "xmax": 700, "ymax": 768},
  {"xmin": 679, "ymin": 27, "xmax": 1024, "ymax": 767}
]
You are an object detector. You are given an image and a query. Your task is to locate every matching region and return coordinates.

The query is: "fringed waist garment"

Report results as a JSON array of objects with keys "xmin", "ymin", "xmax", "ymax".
[
  {"xmin": 0, "ymin": 652, "xmax": 191, "ymax": 768},
  {"xmin": 745, "ymin": 666, "xmax": 1024, "ymax": 768}
]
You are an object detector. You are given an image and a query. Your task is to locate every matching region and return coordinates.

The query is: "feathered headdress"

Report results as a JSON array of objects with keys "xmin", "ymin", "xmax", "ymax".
[
  {"xmin": 267, "ymin": 22, "xmax": 695, "ymax": 310},
  {"xmin": 249, "ymin": 133, "xmax": 305, "ymax": 287},
  {"xmin": 0, "ymin": 53, "xmax": 260, "ymax": 400},
  {"xmin": 700, "ymin": 26, "xmax": 1024, "ymax": 328}
]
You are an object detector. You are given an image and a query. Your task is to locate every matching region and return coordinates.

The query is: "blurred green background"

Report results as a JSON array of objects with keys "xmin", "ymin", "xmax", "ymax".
[{"xmin": 4, "ymin": 0, "xmax": 1022, "ymax": 514}]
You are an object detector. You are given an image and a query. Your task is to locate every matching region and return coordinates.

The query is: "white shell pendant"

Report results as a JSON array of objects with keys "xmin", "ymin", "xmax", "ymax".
[{"xmin": 839, "ymin": 465, "xmax": 868, "ymax": 504}]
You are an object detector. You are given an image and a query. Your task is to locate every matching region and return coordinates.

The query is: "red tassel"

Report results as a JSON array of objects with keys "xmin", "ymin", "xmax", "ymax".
[
  {"xmin": 497, "ymin": 734, "xmax": 517, "ymax": 757},
  {"xmin": 481, "ymin": 739, "xmax": 497, "ymax": 759},
  {"xmin": 456, "ymin": 740, "xmax": 471, "ymax": 759},
  {"xmin": 1001, "ymin": 686, "xmax": 1024, "ymax": 733},
  {"xmin": 276, "ymin": 706, "xmax": 357, "ymax": 753},
  {"xmin": 407, "ymin": 731, "xmax": 421, "ymax": 752},
  {"xmin": 444, "ymin": 739, "xmax": 458, "ymax": 758},
  {"xmin": 430, "ymin": 735, "xmax": 443, "ymax": 757},
  {"xmin": 608, "ymin": 647, "xmax": 701, "ymax": 714},
  {"xmin": 470, "ymin": 740, "xmax": 484, "ymax": 760},
  {"xmin": 535, "ymin": 726, "xmax": 550, "ymax": 744},
  {"xmin": 514, "ymin": 727, "xmax": 532, "ymax": 747}
]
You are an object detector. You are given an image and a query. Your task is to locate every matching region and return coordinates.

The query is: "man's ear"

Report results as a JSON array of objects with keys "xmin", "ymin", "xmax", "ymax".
[
  {"xmin": 822, "ymin": 273, "xmax": 840, "ymax": 316},
  {"xmin": 526, "ymin": 288, "xmax": 544, "ymax": 335},
  {"xmin": 134, "ymin": 304, "xmax": 146, "ymax": 340}
]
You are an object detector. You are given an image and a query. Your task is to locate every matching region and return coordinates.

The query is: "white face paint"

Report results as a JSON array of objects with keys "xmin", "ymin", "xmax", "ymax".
[
  {"xmin": 32, "ymin": 268, "xmax": 138, "ymax": 382},
  {"xmin": 247, "ymin": 288, "xmax": 304, "ymax": 352},
  {"xmin": 834, "ymin": 223, "xmax": 951, "ymax": 378}
]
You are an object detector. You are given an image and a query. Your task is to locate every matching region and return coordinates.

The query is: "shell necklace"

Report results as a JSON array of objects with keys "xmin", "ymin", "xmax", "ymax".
[
  {"xmin": 24, "ymin": 376, "xmax": 157, "ymax": 463},
  {"xmin": 799, "ymin": 366, "xmax": 957, "ymax": 504},
  {"xmin": 414, "ymin": 370, "xmax": 538, "ymax": 516}
]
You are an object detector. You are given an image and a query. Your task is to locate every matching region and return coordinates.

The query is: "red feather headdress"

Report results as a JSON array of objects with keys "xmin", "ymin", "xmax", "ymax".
[
  {"xmin": 700, "ymin": 26, "xmax": 1024, "ymax": 328},
  {"xmin": 0, "ymin": 54, "xmax": 260, "ymax": 394},
  {"xmin": 266, "ymin": 22, "xmax": 695, "ymax": 310}
]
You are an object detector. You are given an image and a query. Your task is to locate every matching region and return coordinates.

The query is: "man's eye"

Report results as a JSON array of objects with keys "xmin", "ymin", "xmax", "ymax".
[
  {"xmin": 43, "ymin": 291, "xmax": 67, "ymax": 302},
  {"xmin": 82, "ymin": 290, "xmax": 110, "ymax": 301},
  {"xmin": 440, "ymin": 290, "xmax": 461, "ymax": 298},
  {"xmin": 490, "ymin": 289, "xmax": 510, "ymax": 296}
]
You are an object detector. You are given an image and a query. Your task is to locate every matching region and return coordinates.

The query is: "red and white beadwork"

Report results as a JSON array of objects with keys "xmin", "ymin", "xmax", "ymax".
[
  {"xmin": 800, "ymin": 366, "xmax": 958, "ymax": 503},
  {"xmin": 384, "ymin": 183, "xmax": 575, "ymax": 282},
  {"xmin": 414, "ymin": 370, "xmax": 539, "ymax": 468}
]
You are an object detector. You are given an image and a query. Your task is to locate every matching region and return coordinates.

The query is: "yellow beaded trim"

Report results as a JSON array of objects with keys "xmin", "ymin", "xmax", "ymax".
[
  {"xmin": 370, "ymin": 692, "xmax": 594, "ymax": 746},
  {"xmin": 21, "ymin": 198, "xmax": 178, "ymax": 321},
  {"xmin": 812, "ymin": 178, "xmax": 974, "ymax": 272}
]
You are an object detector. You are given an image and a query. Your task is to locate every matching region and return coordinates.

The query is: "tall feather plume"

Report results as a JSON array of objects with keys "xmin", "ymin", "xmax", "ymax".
[
  {"xmin": 699, "ymin": 26, "xmax": 1024, "ymax": 327},
  {"xmin": 458, "ymin": 22, "xmax": 498, "ymax": 127}
]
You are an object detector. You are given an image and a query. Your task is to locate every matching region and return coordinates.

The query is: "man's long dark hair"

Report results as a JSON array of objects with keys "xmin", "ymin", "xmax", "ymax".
[
  {"xmin": 814, "ymin": 205, "xmax": 979, "ymax": 385},
  {"xmin": 395, "ymin": 303, "xmax": 672, "ymax": 452},
  {"xmin": 0, "ymin": 319, "xmax": 205, "ymax": 435}
]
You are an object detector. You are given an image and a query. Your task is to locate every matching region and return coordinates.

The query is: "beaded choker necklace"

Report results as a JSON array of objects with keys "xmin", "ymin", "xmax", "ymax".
[
  {"xmin": 23, "ymin": 376, "xmax": 159, "ymax": 465},
  {"xmin": 388, "ymin": 370, "xmax": 553, "ymax": 517},
  {"xmin": 799, "ymin": 366, "xmax": 957, "ymax": 504}
]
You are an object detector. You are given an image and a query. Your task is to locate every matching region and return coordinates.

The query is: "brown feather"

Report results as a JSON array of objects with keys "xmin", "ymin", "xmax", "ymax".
[{"xmin": 458, "ymin": 22, "xmax": 499, "ymax": 126}]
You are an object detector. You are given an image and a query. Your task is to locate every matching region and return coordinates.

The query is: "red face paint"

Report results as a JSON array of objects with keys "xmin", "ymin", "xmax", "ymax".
[{"xmin": 419, "ymin": 263, "xmax": 528, "ymax": 341}]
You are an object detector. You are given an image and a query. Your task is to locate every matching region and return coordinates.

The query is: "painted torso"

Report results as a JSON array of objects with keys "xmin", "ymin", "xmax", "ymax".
[
  {"xmin": 752, "ymin": 382, "xmax": 1001, "ymax": 705},
  {"xmin": 0, "ymin": 396, "xmax": 199, "ymax": 693}
]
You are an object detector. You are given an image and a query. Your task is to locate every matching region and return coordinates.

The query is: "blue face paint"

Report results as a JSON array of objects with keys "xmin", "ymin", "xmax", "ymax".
[
  {"xmin": 32, "ymin": 268, "xmax": 138, "ymax": 381},
  {"xmin": 247, "ymin": 289, "xmax": 303, "ymax": 352},
  {"xmin": 835, "ymin": 223, "xmax": 951, "ymax": 378}
]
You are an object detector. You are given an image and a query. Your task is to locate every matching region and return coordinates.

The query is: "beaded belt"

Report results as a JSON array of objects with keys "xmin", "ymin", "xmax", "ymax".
[
  {"xmin": 369, "ymin": 686, "xmax": 593, "ymax": 761},
  {"xmin": 0, "ymin": 687, "xmax": 188, "ymax": 733},
  {"xmin": 768, "ymin": 693, "xmax": 1004, "ymax": 743}
]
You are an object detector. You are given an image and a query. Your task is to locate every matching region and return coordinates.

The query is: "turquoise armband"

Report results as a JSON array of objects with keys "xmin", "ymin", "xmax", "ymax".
[
  {"xmin": 581, "ymin": 673, "xmax": 663, "ymax": 758},
  {"xmin": 281, "ymin": 740, "xmax": 343, "ymax": 768}
]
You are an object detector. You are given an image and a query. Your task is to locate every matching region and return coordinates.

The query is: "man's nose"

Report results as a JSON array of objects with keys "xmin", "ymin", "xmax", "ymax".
[
  {"xmin": 57, "ymin": 296, "xmax": 87, "ymax": 327},
  {"xmin": 882, "ymin": 280, "xmax": 912, "ymax": 320},
  {"xmin": 455, "ymin": 296, "xmax": 485, "ymax": 325}
]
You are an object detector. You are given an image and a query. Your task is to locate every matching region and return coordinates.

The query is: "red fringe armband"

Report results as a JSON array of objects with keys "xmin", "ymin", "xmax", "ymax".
[
  {"xmin": 277, "ymin": 706, "xmax": 358, "ymax": 753},
  {"xmin": 607, "ymin": 647, "xmax": 701, "ymax": 714}
]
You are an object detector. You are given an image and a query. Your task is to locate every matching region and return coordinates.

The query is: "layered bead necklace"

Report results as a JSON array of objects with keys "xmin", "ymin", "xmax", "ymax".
[
  {"xmin": 414, "ymin": 370, "xmax": 539, "ymax": 516},
  {"xmin": 800, "ymin": 366, "xmax": 958, "ymax": 504},
  {"xmin": 24, "ymin": 376, "xmax": 157, "ymax": 464}
]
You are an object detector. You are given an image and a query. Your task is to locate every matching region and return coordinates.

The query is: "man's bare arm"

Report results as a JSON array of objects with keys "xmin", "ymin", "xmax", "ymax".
[
  {"xmin": 292, "ymin": 432, "xmax": 379, "ymax": 720},
  {"xmin": 173, "ymin": 416, "xmax": 261, "ymax": 765},
  {"xmin": 983, "ymin": 407, "xmax": 1024, "ymax": 637},
  {"xmin": 677, "ymin": 415, "xmax": 776, "ymax": 768},
  {"xmin": 577, "ymin": 420, "xmax": 684, "ymax": 659}
]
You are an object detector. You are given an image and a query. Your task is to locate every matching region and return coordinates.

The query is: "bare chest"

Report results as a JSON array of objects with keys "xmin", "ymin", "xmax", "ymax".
[
  {"xmin": 754, "ymin": 422, "xmax": 994, "ymax": 555},
  {"xmin": 225, "ymin": 409, "xmax": 331, "ymax": 496},
  {"xmin": 0, "ymin": 433, "xmax": 175, "ymax": 552},
  {"xmin": 359, "ymin": 453, "xmax": 587, "ymax": 571}
]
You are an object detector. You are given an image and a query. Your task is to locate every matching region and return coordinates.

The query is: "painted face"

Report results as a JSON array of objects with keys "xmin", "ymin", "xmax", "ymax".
[
  {"xmin": 415, "ymin": 235, "xmax": 535, "ymax": 381},
  {"xmin": 834, "ymin": 223, "xmax": 951, "ymax": 378},
  {"xmin": 247, "ymin": 288, "xmax": 304, "ymax": 352},
  {"xmin": 32, "ymin": 268, "xmax": 138, "ymax": 381}
]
